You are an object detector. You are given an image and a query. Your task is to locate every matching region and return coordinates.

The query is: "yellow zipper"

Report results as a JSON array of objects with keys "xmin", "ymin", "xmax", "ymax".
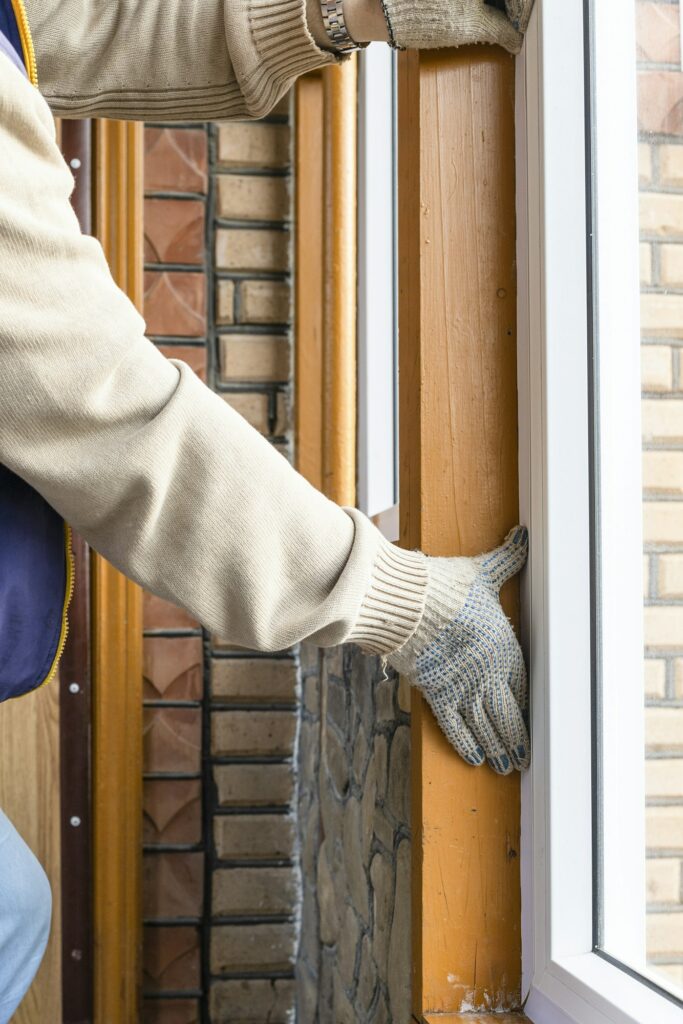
[
  {"xmin": 10, "ymin": 0, "xmax": 38, "ymax": 87},
  {"xmin": 33, "ymin": 524, "xmax": 75, "ymax": 694}
]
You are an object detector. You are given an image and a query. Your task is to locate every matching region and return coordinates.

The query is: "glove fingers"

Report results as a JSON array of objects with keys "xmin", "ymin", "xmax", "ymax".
[
  {"xmin": 479, "ymin": 526, "xmax": 529, "ymax": 592},
  {"xmin": 505, "ymin": 0, "xmax": 535, "ymax": 33},
  {"xmin": 476, "ymin": 7, "xmax": 524, "ymax": 52},
  {"xmin": 465, "ymin": 700, "xmax": 513, "ymax": 775},
  {"xmin": 423, "ymin": 691, "xmax": 486, "ymax": 767},
  {"xmin": 484, "ymin": 683, "xmax": 530, "ymax": 772}
]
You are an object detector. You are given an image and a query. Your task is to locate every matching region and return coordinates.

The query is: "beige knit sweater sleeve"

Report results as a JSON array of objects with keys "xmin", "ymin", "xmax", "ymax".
[
  {"xmin": 24, "ymin": 0, "xmax": 335, "ymax": 121},
  {"xmin": 0, "ymin": 53, "xmax": 427, "ymax": 652}
]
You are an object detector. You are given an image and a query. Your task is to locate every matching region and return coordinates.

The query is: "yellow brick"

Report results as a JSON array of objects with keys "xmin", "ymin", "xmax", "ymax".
[
  {"xmin": 219, "ymin": 336, "xmax": 290, "ymax": 383},
  {"xmin": 641, "ymin": 242, "xmax": 653, "ymax": 285},
  {"xmin": 240, "ymin": 280, "xmax": 290, "ymax": 324},
  {"xmin": 661, "ymin": 555, "xmax": 683, "ymax": 597},
  {"xmin": 640, "ymin": 142, "xmax": 653, "ymax": 185},
  {"xmin": 644, "ymin": 502, "xmax": 683, "ymax": 544},
  {"xmin": 645, "ymin": 658, "xmax": 667, "ymax": 699},
  {"xmin": 647, "ymin": 761, "xmax": 683, "ymax": 799},
  {"xmin": 661, "ymin": 145, "xmax": 683, "ymax": 189},
  {"xmin": 646, "ymin": 707, "xmax": 683, "ymax": 749},
  {"xmin": 675, "ymin": 660, "xmax": 683, "ymax": 698},
  {"xmin": 661, "ymin": 244, "xmax": 683, "ymax": 288},
  {"xmin": 274, "ymin": 391, "xmax": 291, "ymax": 437},
  {"xmin": 647, "ymin": 858, "xmax": 681, "ymax": 902},
  {"xmin": 651, "ymin": 963, "xmax": 683, "ymax": 987},
  {"xmin": 216, "ymin": 280, "xmax": 235, "ymax": 324},
  {"xmin": 222, "ymin": 392, "xmax": 269, "ymax": 433},
  {"xmin": 216, "ymin": 175, "xmax": 290, "ymax": 222},
  {"xmin": 648, "ymin": 806, "xmax": 683, "ymax": 849},
  {"xmin": 643, "ymin": 451, "xmax": 683, "ymax": 494},
  {"xmin": 640, "ymin": 193, "xmax": 683, "ymax": 238},
  {"xmin": 217, "ymin": 123, "xmax": 290, "ymax": 169},
  {"xmin": 645, "ymin": 607, "xmax": 683, "ymax": 651},
  {"xmin": 647, "ymin": 912, "xmax": 683, "ymax": 957},
  {"xmin": 641, "ymin": 293, "xmax": 683, "ymax": 336},
  {"xmin": 215, "ymin": 228, "xmax": 289, "ymax": 273},
  {"xmin": 644, "ymin": 554, "xmax": 650, "ymax": 598},
  {"xmin": 643, "ymin": 400, "xmax": 683, "ymax": 442},
  {"xmin": 642, "ymin": 346, "xmax": 673, "ymax": 391}
]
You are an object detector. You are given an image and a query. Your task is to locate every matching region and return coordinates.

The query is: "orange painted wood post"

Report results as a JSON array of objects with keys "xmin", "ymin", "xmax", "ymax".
[
  {"xmin": 398, "ymin": 47, "xmax": 523, "ymax": 1018},
  {"xmin": 92, "ymin": 119, "xmax": 145, "ymax": 1024}
]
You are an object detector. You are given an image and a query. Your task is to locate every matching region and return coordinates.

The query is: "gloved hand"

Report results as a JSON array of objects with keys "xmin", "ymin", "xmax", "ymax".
[
  {"xmin": 382, "ymin": 0, "xmax": 535, "ymax": 55},
  {"xmin": 388, "ymin": 527, "xmax": 530, "ymax": 775}
]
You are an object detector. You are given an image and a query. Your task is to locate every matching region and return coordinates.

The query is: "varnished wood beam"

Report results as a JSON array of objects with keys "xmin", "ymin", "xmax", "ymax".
[
  {"xmin": 398, "ymin": 47, "xmax": 522, "ymax": 1016},
  {"xmin": 92, "ymin": 119, "xmax": 144, "ymax": 1024}
]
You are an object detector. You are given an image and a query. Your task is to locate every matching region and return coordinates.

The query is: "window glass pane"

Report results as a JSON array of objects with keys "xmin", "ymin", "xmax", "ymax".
[{"xmin": 594, "ymin": 0, "xmax": 683, "ymax": 1004}]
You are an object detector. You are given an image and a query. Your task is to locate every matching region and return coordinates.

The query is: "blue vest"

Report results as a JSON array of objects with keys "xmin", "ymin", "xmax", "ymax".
[{"xmin": 0, "ymin": 3, "xmax": 73, "ymax": 702}]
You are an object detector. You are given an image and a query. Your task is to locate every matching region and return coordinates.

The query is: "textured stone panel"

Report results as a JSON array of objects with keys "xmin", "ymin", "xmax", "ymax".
[
  {"xmin": 144, "ymin": 270, "xmax": 206, "ymax": 337},
  {"xmin": 144, "ymin": 198, "xmax": 205, "ymax": 265},
  {"xmin": 143, "ymin": 925, "xmax": 200, "ymax": 992},
  {"xmin": 143, "ymin": 591, "xmax": 199, "ymax": 631},
  {"xmin": 157, "ymin": 344, "xmax": 208, "ymax": 382},
  {"xmin": 143, "ymin": 708, "xmax": 201, "ymax": 774}
]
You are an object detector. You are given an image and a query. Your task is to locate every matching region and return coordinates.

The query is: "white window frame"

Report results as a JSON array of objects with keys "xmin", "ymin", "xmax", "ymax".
[
  {"xmin": 517, "ymin": 1, "xmax": 680, "ymax": 1021},
  {"xmin": 357, "ymin": 42, "xmax": 398, "ymax": 531}
]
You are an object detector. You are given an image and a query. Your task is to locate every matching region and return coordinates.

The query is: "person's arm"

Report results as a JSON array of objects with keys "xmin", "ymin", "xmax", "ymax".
[{"xmin": 23, "ymin": 0, "xmax": 525, "ymax": 122}]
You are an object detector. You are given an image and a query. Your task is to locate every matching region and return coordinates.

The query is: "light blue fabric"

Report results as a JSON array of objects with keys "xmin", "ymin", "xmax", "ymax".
[{"xmin": 0, "ymin": 811, "xmax": 52, "ymax": 1023}]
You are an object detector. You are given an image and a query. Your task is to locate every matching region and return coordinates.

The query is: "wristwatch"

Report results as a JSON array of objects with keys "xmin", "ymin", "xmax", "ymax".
[{"xmin": 319, "ymin": 0, "xmax": 359, "ymax": 53}]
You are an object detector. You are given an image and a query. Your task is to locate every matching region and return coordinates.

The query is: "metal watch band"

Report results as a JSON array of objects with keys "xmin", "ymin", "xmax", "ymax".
[{"xmin": 319, "ymin": 0, "xmax": 359, "ymax": 53}]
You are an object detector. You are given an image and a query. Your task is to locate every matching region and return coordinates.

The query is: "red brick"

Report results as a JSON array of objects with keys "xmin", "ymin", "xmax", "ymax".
[
  {"xmin": 145, "ymin": 127, "xmax": 207, "ymax": 194},
  {"xmin": 143, "ymin": 592, "xmax": 199, "ymax": 631},
  {"xmin": 638, "ymin": 70, "xmax": 683, "ymax": 137},
  {"xmin": 142, "ymin": 1000, "xmax": 199, "ymax": 1024},
  {"xmin": 144, "ymin": 198, "xmax": 205, "ymax": 266},
  {"xmin": 156, "ymin": 344, "xmax": 207, "ymax": 383},
  {"xmin": 144, "ymin": 271, "xmax": 206, "ymax": 337},
  {"xmin": 143, "ymin": 926, "xmax": 200, "ymax": 992},
  {"xmin": 143, "ymin": 778, "xmax": 202, "ymax": 845},
  {"xmin": 143, "ymin": 636, "xmax": 203, "ymax": 701},
  {"xmin": 637, "ymin": 3, "xmax": 680, "ymax": 66},
  {"xmin": 143, "ymin": 852, "xmax": 204, "ymax": 919},
  {"xmin": 143, "ymin": 708, "xmax": 201, "ymax": 774}
]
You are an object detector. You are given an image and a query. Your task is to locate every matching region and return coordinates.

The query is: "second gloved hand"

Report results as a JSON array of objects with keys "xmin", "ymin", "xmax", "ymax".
[
  {"xmin": 388, "ymin": 527, "xmax": 530, "ymax": 776},
  {"xmin": 381, "ymin": 0, "xmax": 535, "ymax": 55}
]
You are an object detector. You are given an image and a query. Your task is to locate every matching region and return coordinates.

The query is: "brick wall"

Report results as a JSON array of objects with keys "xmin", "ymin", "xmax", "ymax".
[
  {"xmin": 297, "ymin": 646, "xmax": 412, "ymax": 1024},
  {"xmin": 140, "ymin": 100, "xmax": 302, "ymax": 1024},
  {"xmin": 638, "ymin": 0, "xmax": 683, "ymax": 990}
]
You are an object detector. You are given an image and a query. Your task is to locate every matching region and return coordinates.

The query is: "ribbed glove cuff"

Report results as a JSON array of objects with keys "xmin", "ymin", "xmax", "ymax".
[{"xmin": 346, "ymin": 536, "xmax": 428, "ymax": 655}]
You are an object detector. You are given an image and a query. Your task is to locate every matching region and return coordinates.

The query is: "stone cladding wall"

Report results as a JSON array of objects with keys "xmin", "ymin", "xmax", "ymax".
[{"xmin": 297, "ymin": 645, "xmax": 412, "ymax": 1024}]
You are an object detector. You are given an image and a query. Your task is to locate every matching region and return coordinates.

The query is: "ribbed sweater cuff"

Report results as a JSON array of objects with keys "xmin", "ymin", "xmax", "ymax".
[
  {"xmin": 248, "ymin": 0, "xmax": 340, "ymax": 113},
  {"xmin": 346, "ymin": 536, "xmax": 428, "ymax": 656}
]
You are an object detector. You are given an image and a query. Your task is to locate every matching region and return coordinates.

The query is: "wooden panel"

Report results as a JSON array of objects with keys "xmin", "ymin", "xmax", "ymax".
[
  {"xmin": 423, "ymin": 1015, "xmax": 529, "ymax": 1023},
  {"xmin": 398, "ymin": 48, "xmax": 521, "ymax": 1015},
  {"xmin": 295, "ymin": 72, "xmax": 325, "ymax": 490},
  {"xmin": 322, "ymin": 59, "xmax": 357, "ymax": 507},
  {"xmin": 0, "ymin": 685, "xmax": 63, "ymax": 1022},
  {"xmin": 92, "ymin": 120, "xmax": 145, "ymax": 1024}
]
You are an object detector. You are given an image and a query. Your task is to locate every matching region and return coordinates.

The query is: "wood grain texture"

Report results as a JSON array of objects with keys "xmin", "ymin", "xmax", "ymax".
[
  {"xmin": 92, "ymin": 119, "xmax": 145, "ymax": 1024},
  {"xmin": 0, "ymin": 684, "xmax": 63, "ymax": 1023},
  {"xmin": 295, "ymin": 72, "xmax": 325, "ymax": 490},
  {"xmin": 398, "ymin": 48, "xmax": 521, "ymax": 1015},
  {"xmin": 422, "ymin": 1015, "xmax": 529, "ymax": 1023},
  {"xmin": 322, "ymin": 59, "xmax": 357, "ymax": 506}
]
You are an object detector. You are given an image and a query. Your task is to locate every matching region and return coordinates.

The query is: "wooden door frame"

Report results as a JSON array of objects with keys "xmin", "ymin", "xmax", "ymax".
[
  {"xmin": 91, "ymin": 119, "xmax": 145, "ymax": 1024},
  {"xmin": 398, "ymin": 47, "xmax": 525, "ymax": 1021}
]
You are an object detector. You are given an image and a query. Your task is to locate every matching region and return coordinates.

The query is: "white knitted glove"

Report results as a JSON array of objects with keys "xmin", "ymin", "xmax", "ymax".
[
  {"xmin": 381, "ymin": 0, "xmax": 535, "ymax": 55},
  {"xmin": 388, "ymin": 527, "xmax": 529, "ymax": 775}
]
